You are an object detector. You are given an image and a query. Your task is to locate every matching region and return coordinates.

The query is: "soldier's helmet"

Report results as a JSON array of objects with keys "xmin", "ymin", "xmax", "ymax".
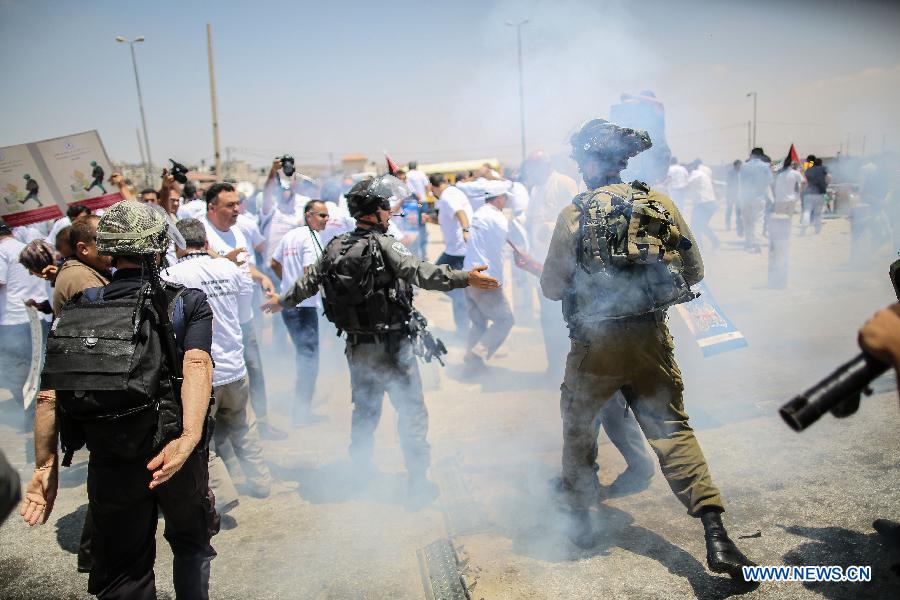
[
  {"xmin": 569, "ymin": 119, "xmax": 652, "ymax": 165},
  {"xmin": 346, "ymin": 174, "xmax": 411, "ymax": 218},
  {"xmin": 96, "ymin": 199, "xmax": 174, "ymax": 256}
]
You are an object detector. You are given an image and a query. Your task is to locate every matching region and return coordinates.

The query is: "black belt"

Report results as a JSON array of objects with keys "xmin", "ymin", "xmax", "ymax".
[{"xmin": 346, "ymin": 330, "xmax": 406, "ymax": 345}]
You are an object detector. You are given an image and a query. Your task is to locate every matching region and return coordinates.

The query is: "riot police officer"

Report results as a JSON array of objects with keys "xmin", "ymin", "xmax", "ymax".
[
  {"xmin": 263, "ymin": 175, "xmax": 498, "ymax": 506},
  {"xmin": 541, "ymin": 119, "xmax": 755, "ymax": 580}
]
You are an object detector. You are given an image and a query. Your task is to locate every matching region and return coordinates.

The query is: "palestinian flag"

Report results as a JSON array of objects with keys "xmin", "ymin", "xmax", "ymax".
[
  {"xmin": 385, "ymin": 152, "xmax": 399, "ymax": 175},
  {"xmin": 782, "ymin": 143, "xmax": 800, "ymax": 170}
]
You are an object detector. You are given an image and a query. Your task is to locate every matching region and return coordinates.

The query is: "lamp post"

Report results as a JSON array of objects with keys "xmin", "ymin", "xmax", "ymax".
[
  {"xmin": 506, "ymin": 19, "xmax": 530, "ymax": 163},
  {"xmin": 746, "ymin": 91, "xmax": 757, "ymax": 150},
  {"xmin": 116, "ymin": 35, "xmax": 153, "ymax": 185}
]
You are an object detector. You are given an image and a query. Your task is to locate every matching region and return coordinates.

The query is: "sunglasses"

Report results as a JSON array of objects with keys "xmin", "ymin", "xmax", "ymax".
[{"xmin": 307, "ymin": 212, "xmax": 329, "ymax": 218}]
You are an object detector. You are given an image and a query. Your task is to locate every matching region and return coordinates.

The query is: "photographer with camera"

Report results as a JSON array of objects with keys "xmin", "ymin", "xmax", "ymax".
[{"xmin": 262, "ymin": 156, "xmax": 310, "ymax": 264}]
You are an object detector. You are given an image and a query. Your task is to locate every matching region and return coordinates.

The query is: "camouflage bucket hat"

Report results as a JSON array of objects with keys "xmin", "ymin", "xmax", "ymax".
[{"xmin": 96, "ymin": 199, "xmax": 169, "ymax": 255}]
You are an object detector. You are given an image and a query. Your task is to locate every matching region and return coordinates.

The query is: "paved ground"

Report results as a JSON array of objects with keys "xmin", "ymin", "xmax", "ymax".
[{"xmin": 1, "ymin": 209, "xmax": 899, "ymax": 599}]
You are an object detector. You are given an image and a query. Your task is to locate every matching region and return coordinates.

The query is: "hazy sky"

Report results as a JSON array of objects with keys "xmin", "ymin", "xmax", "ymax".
[{"xmin": 2, "ymin": 0, "xmax": 899, "ymax": 171}]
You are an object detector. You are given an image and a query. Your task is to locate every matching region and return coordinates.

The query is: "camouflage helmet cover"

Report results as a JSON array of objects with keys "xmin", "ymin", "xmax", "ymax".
[
  {"xmin": 96, "ymin": 199, "xmax": 170, "ymax": 255},
  {"xmin": 569, "ymin": 119, "xmax": 652, "ymax": 164}
]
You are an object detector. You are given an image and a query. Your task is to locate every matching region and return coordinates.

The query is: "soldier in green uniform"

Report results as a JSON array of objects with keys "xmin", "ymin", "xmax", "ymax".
[
  {"xmin": 262, "ymin": 175, "xmax": 498, "ymax": 507},
  {"xmin": 541, "ymin": 119, "xmax": 755, "ymax": 579}
]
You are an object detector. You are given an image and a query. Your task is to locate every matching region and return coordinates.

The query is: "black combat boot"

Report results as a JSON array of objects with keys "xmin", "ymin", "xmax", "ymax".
[{"xmin": 700, "ymin": 509, "xmax": 755, "ymax": 581}]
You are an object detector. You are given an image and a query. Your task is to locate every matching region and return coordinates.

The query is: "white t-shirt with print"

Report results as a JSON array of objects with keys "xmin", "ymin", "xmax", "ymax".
[
  {"xmin": 271, "ymin": 226, "xmax": 323, "ymax": 308},
  {"xmin": 0, "ymin": 237, "xmax": 51, "ymax": 325},
  {"xmin": 463, "ymin": 204, "xmax": 510, "ymax": 286},
  {"xmin": 163, "ymin": 253, "xmax": 251, "ymax": 386},
  {"xmin": 436, "ymin": 186, "xmax": 472, "ymax": 257},
  {"xmin": 200, "ymin": 216, "xmax": 254, "ymax": 323}
]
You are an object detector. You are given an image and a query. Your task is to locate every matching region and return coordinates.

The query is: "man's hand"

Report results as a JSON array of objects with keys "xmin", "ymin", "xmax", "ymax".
[
  {"xmin": 225, "ymin": 247, "xmax": 247, "ymax": 266},
  {"xmin": 261, "ymin": 290, "xmax": 284, "ymax": 314},
  {"xmin": 267, "ymin": 159, "xmax": 283, "ymax": 182},
  {"xmin": 147, "ymin": 435, "xmax": 198, "ymax": 489},
  {"xmin": 467, "ymin": 265, "xmax": 500, "ymax": 289},
  {"xmin": 513, "ymin": 250, "xmax": 543, "ymax": 277},
  {"xmin": 859, "ymin": 304, "xmax": 900, "ymax": 368},
  {"xmin": 258, "ymin": 274, "xmax": 275, "ymax": 295},
  {"xmin": 160, "ymin": 169, "xmax": 176, "ymax": 189},
  {"xmin": 39, "ymin": 264, "xmax": 59, "ymax": 284},
  {"xmin": 20, "ymin": 455, "xmax": 58, "ymax": 526}
]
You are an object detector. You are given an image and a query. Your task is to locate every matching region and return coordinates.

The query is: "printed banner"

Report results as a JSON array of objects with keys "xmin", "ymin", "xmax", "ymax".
[
  {"xmin": 674, "ymin": 281, "xmax": 748, "ymax": 357},
  {"xmin": 1, "ymin": 130, "xmax": 122, "ymax": 227},
  {"xmin": 0, "ymin": 144, "xmax": 62, "ymax": 226}
]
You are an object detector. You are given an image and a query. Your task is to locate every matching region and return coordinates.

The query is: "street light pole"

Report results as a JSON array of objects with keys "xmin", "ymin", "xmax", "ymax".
[
  {"xmin": 506, "ymin": 19, "xmax": 530, "ymax": 163},
  {"xmin": 746, "ymin": 91, "xmax": 757, "ymax": 149},
  {"xmin": 117, "ymin": 36, "xmax": 153, "ymax": 185}
]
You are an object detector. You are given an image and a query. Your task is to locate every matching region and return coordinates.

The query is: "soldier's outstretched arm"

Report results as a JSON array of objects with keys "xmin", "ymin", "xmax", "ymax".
[
  {"xmin": 540, "ymin": 207, "xmax": 579, "ymax": 301},
  {"xmin": 261, "ymin": 260, "xmax": 324, "ymax": 313},
  {"xmin": 377, "ymin": 236, "xmax": 469, "ymax": 292}
]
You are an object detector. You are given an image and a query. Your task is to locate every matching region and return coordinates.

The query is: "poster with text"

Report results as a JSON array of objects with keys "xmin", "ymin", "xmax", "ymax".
[
  {"xmin": 0, "ymin": 143, "xmax": 63, "ymax": 227},
  {"xmin": 35, "ymin": 131, "xmax": 122, "ymax": 212}
]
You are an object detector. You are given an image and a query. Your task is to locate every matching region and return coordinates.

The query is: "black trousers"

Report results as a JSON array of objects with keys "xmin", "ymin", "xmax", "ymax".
[{"xmin": 86, "ymin": 447, "xmax": 218, "ymax": 599}]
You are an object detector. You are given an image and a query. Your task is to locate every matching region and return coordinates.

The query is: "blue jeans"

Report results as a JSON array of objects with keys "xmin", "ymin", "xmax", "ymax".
[
  {"xmin": 281, "ymin": 306, "xmax": 320, "ymax": 420},
  {"xmin": 436, "ymin": 253, "xmax": 468, "ymax": 336}
]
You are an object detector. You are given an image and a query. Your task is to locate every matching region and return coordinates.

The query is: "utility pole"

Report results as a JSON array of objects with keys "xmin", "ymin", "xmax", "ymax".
[
  {"xmin": 116, "ymin": 36, "xmax": 153, "ymax": 183},
  {"xmin": 746, "ymin": 92, "xmax": 757, "ymax": 149},
  {"xmin": 747, "ymin": 121, "xmax": 751, "ymax": 156},
  {"xmin": 136, "ymin": 129, "xmax": 147, "ymax": 186},
  {"xmin": 207, "ymin": 23, "xmax": 222, "ymax": 180},
  {"xmin": 506, "ymin": 19, "xmax": 530, "ymax": 163}
]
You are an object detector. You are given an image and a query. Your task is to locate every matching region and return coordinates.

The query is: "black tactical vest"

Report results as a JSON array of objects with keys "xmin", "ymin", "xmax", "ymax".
[
  {"xmin": 42, "ymin": 282, "xmax": 186, "ymax": 464},
  {"xmin": 319, "ymin": 229, "xmax": 413, "ymax": 335}
]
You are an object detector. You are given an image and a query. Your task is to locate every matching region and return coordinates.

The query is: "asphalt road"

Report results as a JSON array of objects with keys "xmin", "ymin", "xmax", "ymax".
[{"xmin": 1, "ymin": 211, "xmax": 898, "ymax": 599}]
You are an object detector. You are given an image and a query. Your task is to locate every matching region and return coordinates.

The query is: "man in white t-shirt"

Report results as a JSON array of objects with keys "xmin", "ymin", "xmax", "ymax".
[
  {"xmin": 428, "ymin": 173, "xmax": 472, "ymax": 337},
  {"xmin": 176, "ymin": 182, "xmax": 206, "ymax": 220},
  {"xmin": 687, "ymin": 159, "xmax": 720, "ymax": 251},
  {"xmin": 665, "ymin": 156, "xmax": 689, "ymax": 209},
  {"xmin": 0, "ymin": 223, "xmax": 50, "ymax": 413},
  {"xmin": 203, "ymin": 183, "xmax": 285, "ymax": 441},
  {"xmin": 405, "ymin": 162, "xmax": 431, "ymax": 259},
  {"xmin": 462, "ymin": 181, "xmax": 516, "ymax": 365},
  {"xmin": 163, "ymin": 218, "xmax": 273, "ymax": 518},
  {"xmin": 523, "ymin": 151, "xmax": 579, "ymax": 378},
  {"xmin": 769, "ymin": 161, "xmax": 806, "ymax": 288},
  {"xmin": 270, "ymin": 200, "xmax": 329, "ymax": 426}
]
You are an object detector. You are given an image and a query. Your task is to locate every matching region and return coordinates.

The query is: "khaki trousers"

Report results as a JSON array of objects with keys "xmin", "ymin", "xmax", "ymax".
[{"xmin": 560, "ymin": 319, "xmax": 724, "ymax": 515}]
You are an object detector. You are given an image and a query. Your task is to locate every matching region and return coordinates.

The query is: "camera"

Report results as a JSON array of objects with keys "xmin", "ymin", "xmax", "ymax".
[
  {"xmin": 168, "ymin": 159, "xmax": 189, "ymax": 184},
  {"xmin": 278, "ymin": 154, "xmax": 296, "ymax": 177}
]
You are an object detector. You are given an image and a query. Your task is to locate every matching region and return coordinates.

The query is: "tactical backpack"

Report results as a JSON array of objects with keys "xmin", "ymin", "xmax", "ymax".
[
  {"xmin": 319, "ymin": 231, "xmax": 413, "ymax": 335},
  {"xmin": 565, "ymin": 180, "xmax": 697, "ymax": 324},
  {"xmin": 41, "ymin": 282, "xmax": 186, "ymax": 465}
]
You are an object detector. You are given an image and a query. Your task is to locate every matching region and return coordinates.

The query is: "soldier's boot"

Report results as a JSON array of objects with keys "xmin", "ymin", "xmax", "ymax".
[
  {"xmin": 567, "ymin": 509, "xmax": 596, "ymax": 549},
  {"xmin": 407, "ymin": 472, "xmax": 439, "ymax": 511},
  {"xmin": 700, "ymin": 509, "xmax": 755, "ymax": 581}
]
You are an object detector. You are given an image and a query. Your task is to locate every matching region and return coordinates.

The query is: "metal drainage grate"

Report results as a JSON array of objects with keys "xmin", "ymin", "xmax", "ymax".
[{"xmin": 417, "ymin": 538, "xmax": 469, "ymax": 600}]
